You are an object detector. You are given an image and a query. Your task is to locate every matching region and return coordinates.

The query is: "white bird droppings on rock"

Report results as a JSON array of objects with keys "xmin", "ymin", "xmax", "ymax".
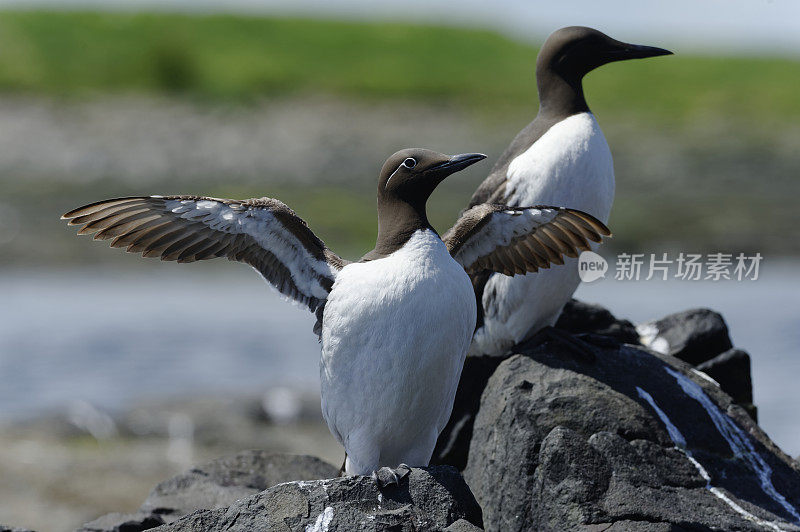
[
  {"xmin": 305, "ymin": 506, "xmax": 334, "ymax": 532},
  {"xmin": 691, "ymin": 368, "xmax": 721, "ymax": 387},
  {"xmin": 637, "ymin": 381, "xmax": 794, "ymax": 531},
  {"xmin": 666, "ymin": 367, "xmax": 800, "ymax": 525}
]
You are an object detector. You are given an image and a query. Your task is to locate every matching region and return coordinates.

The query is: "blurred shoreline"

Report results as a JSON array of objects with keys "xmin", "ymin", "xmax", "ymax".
[
  {"xmin": 0, "ymin": 391, "xmax": 342, "ymax": 532},
  {"xmin": 2, "ymin": 94, "xmax": 799, "ymax": 266}
]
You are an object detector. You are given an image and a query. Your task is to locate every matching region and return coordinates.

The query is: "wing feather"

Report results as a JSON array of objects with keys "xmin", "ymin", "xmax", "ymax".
[
  {"xmin": 560, "ymin": 213, "xmax": 604, "ymax": 243},
  {"xmin": 540, "ymin": 226, "xmax": 576, "ymax": 258},
  {"xmin": 62, "ymin": 195, "xmax": 346, "ymax": 312},
  {"xmin": 550, "ymin": 221, "xmax": 590, "ymax": 251},
  {"xmin": 443, "ymin": 204, "xmax": 611, "ymax": 275}
]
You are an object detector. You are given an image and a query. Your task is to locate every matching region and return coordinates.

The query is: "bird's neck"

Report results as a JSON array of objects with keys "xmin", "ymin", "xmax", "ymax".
[
  {"xmin": 536, "ymin": 68, "xmax": 590, "ymax": 118},
  {"xmin": 373, "ymin": 198, "xmax": 433, "ymax": 257}
]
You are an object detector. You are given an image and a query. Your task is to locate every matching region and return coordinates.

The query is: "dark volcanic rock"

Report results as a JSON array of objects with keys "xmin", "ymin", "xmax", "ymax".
[
  {"xmin": 141, "ymin": 450, "xmax": 338, "ymax": 521},
  {"xmin": 1, "ymin": 526, "xmax": 36, "ymax": 532},
  {"xmin": 148, "ymin": 510, "xmax": 226, "ymax": 532},
  {"xmin": 443, "ymin": 519, "xmax": 483, "ymax": 531},
  {"xmin": 80, "ymin": 452, "xmax": 338, "ymax": 531},
  {"xmin": 154, "ymin": 466, "xmax": 483, "ymax": 532},
  {"xmin": 464, "ymin": 340, "xmax": 800, "ymax": 532},
  {"xmin": 78, "ymin": 512, "xmax": 165, "ymax": 532},
  {"xmin": 638, "ymin": 309, "xmax": 756, "ymax": 420},
  {"xmin": 697, "ymin": 348, "xmax": 757, "ymax": 419},
  {"xmin": 637, "ymin": 308, "xmax": 733, "ymax": 365},
  {"xmin": 433, "ymin": 299, "xmax": 640, "ymax": 470},
  {"xmin": 555, "ymin": 298, "xmax": 640, "ymax": 345},
  {"xmin": 81, "ymin": 453, "xmax": 481, "ymax": 532}
]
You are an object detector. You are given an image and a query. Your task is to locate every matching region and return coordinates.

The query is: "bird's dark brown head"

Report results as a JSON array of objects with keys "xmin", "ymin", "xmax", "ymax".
[
  {"xmin": 538, "ymin": 26, "xmax": 672, "ymax": 80},
  {"xmin": 536, "ymin": 26, "xmax": 672, "ymax": 115},
  {"xmin": 369, "ymin": 149, "xmax": 485, "ymax": 257},
  {"xmin": 378, "ymin": 148, "xmax": 486, "ymax": 211}
]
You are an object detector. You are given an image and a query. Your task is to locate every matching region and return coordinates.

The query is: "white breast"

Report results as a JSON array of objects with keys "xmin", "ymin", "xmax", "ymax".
[
  {"xmin": 320, "ymin": 230, "xmax": 476, "ymax": 475},
  {"xmin": 471, "ymin": 112, "xmax": 615, "ymax": 357},
  {"xmin": 505, "ymin": 112, "xmax": 614, "ymax": 215}
]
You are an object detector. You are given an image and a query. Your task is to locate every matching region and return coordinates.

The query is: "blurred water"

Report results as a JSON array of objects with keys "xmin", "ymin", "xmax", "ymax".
[
  {"xmin": 0, "ymin": 262, "xmax": 797, "ymax": 455},
  {"xmin": 0, "ymin": 267, "xmax": 322, "ymax": 420}
]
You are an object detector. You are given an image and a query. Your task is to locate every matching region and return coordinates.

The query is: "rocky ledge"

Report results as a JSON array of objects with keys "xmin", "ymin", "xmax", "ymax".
[
  {"xmin": 77, "ymin": 451, "xmax": 481, "ymax": 532},
  {"xmin": 460, "ymin": 342, "xmax": 800, "ymax": 531},
  {"xmin": 436, "ymin": 301, "xmax": 800, "ymax": 531},
  {"xmin": 7, "ymin": 300, "xmax": 799, "ymax": 532}
]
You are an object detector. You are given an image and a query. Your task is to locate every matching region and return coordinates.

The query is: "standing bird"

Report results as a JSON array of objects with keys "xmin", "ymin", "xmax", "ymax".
[
  {"xmin": 61, "ymin": 148, "xmax": 610, "ymax": 483},
  {"xmin": 468, "ymin": 26, "xmax": 671, "ymax": 357}
]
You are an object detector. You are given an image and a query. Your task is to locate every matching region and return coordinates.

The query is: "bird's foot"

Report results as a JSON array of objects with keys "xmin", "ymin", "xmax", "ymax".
[
  {"xmin": 371, "ymin": 463, "xmax": 411, "ymax": 488},
  {"xmin": 522, "ymin": 326, "xmax": 597, "ymax": 363}
]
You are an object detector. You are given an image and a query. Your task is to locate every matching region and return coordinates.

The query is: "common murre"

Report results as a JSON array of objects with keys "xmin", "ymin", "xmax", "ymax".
[
  {"xmin": 467, "ymin": 26, "xmax": 671, "ymax": 357},
  {"xmin": 61, "ymin": 148, "xmax": 610, "ymax": 483}
]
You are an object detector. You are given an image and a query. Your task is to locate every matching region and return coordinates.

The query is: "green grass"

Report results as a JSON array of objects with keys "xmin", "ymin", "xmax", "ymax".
[
  {"xmin": 0, "ymin": 11, "xmax": 536, "ymax": 103},
  {"xmin": 0, "ymin": 10, "xmax": 799, "ymax": 125}
]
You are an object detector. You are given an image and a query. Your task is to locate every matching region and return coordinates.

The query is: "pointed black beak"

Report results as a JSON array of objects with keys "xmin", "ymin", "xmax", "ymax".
[
  {"xmin": 608, "ymin": 42, "xmax": 673, "ymax": 61},
  {"xmin": 431, "ymin": 153, "xmax": 487, "ymax": 175}
]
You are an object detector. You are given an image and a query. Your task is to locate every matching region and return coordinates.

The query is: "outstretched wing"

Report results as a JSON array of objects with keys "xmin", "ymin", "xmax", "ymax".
[
  {"xmin": 443, "ymin": 204, "xmax": 611, "ymax": 276},
  {"xmin": 62, "ymin": 195, "xmax": 346, "ymax": 313}
]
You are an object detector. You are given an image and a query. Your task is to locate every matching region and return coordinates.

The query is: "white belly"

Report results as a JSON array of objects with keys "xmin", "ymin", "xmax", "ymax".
[
  {"xmin": 320, "ymin": 230, "xmax": 476, "ymax": 475},
  {"xmin": 471, "ymin": 112, "xmax": 615, "ymax": 356}
]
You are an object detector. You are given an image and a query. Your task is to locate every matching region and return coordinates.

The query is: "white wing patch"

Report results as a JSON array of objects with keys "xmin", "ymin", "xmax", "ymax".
[
  {"xmin": 444, "ymin": 204, "xmax": 610, "ymax": 278},
  {"xmin": 452, "ymin": 207, "xmax": 560, "ymax": 270},
  {"xmin": 164, "ymin": 198, "xmax": 336, "ymax": 301}
]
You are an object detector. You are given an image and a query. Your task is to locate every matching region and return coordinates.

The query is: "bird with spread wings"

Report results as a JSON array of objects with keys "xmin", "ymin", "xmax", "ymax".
[{"xmin": 62, "ymin": 148, "xmax": 610, "ymax": 482}]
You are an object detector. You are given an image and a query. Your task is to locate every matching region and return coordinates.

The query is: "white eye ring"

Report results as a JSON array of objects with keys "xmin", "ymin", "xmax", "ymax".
[{"xmin": 402, "ymin": 157, "xmax": 417, "ymax": 169}]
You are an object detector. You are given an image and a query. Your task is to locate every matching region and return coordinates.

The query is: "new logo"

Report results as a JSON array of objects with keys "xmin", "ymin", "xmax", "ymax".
[{"xmin": 578, "ymin": 251, "xmax": 608, "ymax": 283}]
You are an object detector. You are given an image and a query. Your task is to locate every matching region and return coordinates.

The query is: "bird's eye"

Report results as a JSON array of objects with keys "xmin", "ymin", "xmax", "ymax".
[{"xmin": 402, "ymin": 158, "xmax": 417, "ymax": 169}]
